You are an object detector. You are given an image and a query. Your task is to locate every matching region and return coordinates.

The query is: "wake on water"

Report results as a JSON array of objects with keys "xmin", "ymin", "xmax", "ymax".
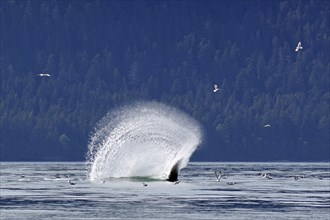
[{"xmin": 87, "ymin": 102, "xmax": 202, "ymax": 181}]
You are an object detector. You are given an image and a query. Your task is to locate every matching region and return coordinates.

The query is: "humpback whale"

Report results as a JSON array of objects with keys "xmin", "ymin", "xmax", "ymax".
[{"xmin": 167, "ymin": 160, "xmax": 181, "ymax": 182}]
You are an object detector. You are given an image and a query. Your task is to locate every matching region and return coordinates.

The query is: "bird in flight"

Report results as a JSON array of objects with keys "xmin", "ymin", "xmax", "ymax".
[
  {"xmin": 215, "ymin": 171, "xmax": 222, "ymax": 181},
  {"xmin": 260, "ymin": 172, "xmax": 273, "ymax": 179},
  {"xmin": 213, "ymin": 84, "xmax": 220, "ymax": 93},
  {"xmin": 37, "ymin": 73, "xmax": 51, "ymax": 77},
  {"xmin": 295, "ymin": 41, "xmax": 303, "ymax": 52},
  {"xmin": 215, "ymin": 170, "xmax": 228, "ymax": 181},
  {"xmin": 264, "ymin": 124, "xmax": 271, "ymax": 128}
]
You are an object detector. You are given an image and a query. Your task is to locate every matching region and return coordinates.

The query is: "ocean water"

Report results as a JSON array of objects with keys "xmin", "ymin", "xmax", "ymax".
[{"xmin": 0, "ymin": 162, "xmax": 329, "ymax": 220}]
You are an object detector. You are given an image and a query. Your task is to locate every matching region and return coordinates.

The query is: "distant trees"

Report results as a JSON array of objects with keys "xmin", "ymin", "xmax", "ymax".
[{"xmin": 0, "ymin": 0, "xmax": 329, "ymax": 161}]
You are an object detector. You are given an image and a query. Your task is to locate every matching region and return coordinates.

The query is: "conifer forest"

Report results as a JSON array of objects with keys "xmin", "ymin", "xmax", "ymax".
[{"xmin": 1, "ymin": 0, "xmax": 329, "ymax": 161}]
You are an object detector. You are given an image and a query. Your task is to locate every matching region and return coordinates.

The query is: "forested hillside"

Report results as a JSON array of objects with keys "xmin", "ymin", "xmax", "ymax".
[{"xmin": 1, "ymin": 0, "xmax": 329, "ymax": 161}]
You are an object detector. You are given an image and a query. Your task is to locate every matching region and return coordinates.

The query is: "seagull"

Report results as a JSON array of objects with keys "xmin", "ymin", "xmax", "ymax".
[
  {"xmin": 142, "ymin": 182, "xmax": 148, "ymax": 187},
  {"xmin": 18, "ymin": 174, "xmax": 30, "ymax": 181},
  {"xmin": 215, "ymin": 170, "xmax": 229, "ymax": 182},
  {"xmin": 214, "ymin": 171, "xmax": 222, "ymax": 182},
  {"xmin": 264, "ymin": 124, "xmax": 271, "ymax": 128},
  {"xmin": 292, "ymin": 176, "xmax": 300, "ymax": 181},
  {"xmin": 295, "ymin": 41, "xmax": 303, "ymax": 52},
  {"xmin": 37, "ymin": 73, "xmax": 51, "ymax": 77},
  {"xmin": 317, "ymin": 176, "xmax": 324, "ymax": 180},
  {"xmin": 213, "ymin": 84, "xmax": 220, "ymax": 93},
  {"xmin": 260, "ymin": 173, "xmax": 273, "ymax": 179},
  {"xmin": 68, "ymin": 179, "xmax": 76, "ymax": 185},
  {"xmin": 226, "ymin": 182, "xmax": 236, "ymax": 185}
]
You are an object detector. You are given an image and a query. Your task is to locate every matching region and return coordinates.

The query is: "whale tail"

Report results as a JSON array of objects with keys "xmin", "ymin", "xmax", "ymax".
[{"xmin": 167, "ymin": 159, "xmax": 182, "ymax": 182}]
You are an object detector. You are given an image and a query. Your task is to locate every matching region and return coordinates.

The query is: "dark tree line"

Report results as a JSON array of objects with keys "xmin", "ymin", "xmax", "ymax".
[{"xmin": 0, "ymin": 0, "xmax": 329, "ymax": 161}]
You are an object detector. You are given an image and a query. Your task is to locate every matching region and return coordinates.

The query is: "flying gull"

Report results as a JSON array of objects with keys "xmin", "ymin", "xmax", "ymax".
[
  {"xmin": 215, "ymin": 171, "xmax": 222, "ymax": 181},
  {"xmin": 213, "ymin": 84, "xmax": 220, "ymax": 93},
  {"xmin": 295, "ymin": 41, "xmax": 303, "ymax": 52},
  {"xmin": 260, "ymin": 173, "xmax": 273, "ymax": 179},
  {"xmin": 37, "ymin": 73, "xmax": 51, "ymax": 77}
]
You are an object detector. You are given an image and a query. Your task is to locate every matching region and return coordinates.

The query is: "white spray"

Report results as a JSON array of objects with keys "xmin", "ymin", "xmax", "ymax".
[{"xmin": 87, "ymin": 102, "xmax": 202, "ymax": 181}]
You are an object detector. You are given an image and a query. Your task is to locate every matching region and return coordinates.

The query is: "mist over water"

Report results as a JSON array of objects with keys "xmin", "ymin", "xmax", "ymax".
[{"xmin": 87, "ymin": 102, "xmax": 202, "ymax": 181}]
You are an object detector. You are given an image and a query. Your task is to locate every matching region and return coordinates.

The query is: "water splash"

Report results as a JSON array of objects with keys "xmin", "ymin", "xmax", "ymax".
[{"xmin": 87, "ymin": 102, "xmax": 202, "ymax": 181}]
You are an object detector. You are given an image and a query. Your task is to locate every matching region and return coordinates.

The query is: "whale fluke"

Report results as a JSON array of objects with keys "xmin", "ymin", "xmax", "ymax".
[{"xmin": 167, "ymin": 160, "xmax": 181, "ymax": 182}]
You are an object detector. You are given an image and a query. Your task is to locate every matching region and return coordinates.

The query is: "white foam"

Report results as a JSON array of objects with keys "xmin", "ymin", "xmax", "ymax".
[{"xmin": 87, "ymin": 102, "xmax": 202, "ymax": 181}]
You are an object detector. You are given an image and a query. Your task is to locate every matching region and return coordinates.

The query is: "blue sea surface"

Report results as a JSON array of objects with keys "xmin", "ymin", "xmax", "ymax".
[{"xmin": 1, "ymin": 162, "xmax": 329, "ymax": 219}]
